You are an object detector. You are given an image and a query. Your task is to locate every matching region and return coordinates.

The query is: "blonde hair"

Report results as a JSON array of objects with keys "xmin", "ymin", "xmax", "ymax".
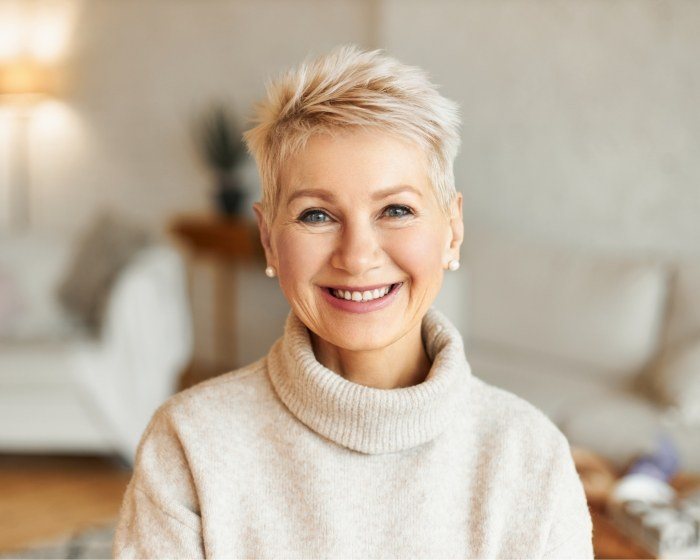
[{"xmin": 242, "ymin": 44, "xmax": 461, "ymax": 225}]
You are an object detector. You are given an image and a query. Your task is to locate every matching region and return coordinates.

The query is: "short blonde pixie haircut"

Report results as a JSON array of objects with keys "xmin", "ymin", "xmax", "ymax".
[{"xmin": 242, "ymin": 44, "xmax": 461, "ymax": 226}]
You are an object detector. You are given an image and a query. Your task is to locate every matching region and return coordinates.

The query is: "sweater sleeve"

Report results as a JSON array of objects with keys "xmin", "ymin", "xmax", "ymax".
[
  {"xmin": 112, "ymin": 405, "xmax": 205, "ymax": 559},
  {"xmin": 541, "ymin": 435, "xmax": 594, "ymax": 559}
]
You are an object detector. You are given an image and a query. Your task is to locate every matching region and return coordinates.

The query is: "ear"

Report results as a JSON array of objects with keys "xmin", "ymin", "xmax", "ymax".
[
  {"xmin": 253, "ymin": 202, "xmax": 277, "ymax": 268},
  {"xmin": 447, "ymin": 192, "xmax": 464, "ymax": 259}
]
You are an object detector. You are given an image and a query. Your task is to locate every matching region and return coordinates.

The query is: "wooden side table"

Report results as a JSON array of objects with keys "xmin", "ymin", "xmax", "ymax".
[
  {"xmin": 591, "ymin": 506, "xmax": 655, "ymax": 559},
  {"xmin": 573, "ymin": 446, "xmax": 700, "ymax": 559},
  {"xmin": 169, "ymin": 213, "xmax": 265, "ymax": 389}
]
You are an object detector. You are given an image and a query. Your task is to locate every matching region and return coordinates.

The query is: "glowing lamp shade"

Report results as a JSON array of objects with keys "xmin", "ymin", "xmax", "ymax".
[
  {"xmin": 0, "ymin": 58, "xmax": 53, "ymax": 98},
  {"xmin": 1, "ymin": 57, "xmax": 56, "ymax": 230}
]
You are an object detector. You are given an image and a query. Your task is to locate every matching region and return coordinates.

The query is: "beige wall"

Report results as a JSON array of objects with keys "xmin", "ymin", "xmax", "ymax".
[
  {"xmin": 1, "ymin": 0, "xmax": 699, "ymax": 365},
  {"xmin": 381, "ymin": 0, "xmax": 700, "ymax": 256}
]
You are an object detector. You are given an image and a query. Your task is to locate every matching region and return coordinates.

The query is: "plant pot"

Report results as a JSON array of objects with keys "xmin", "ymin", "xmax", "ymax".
[{"xmin": 215, "ymin": 188, "xmax": 246, "ymax": 216}]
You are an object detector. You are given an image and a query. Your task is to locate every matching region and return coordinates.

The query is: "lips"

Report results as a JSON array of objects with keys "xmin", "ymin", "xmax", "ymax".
[{"xmin": 320, "ymin": 282, "xmax": 403, "ymax": 313}]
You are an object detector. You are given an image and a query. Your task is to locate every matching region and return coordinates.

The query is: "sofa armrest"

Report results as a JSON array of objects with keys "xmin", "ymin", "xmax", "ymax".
[
  {"xmin": 104, "ymin": 244, "xmax": 193, "ymax": 396},
  {"xmin": 73, "ymin": 244, "xmax": 193, "ymax": 464}
]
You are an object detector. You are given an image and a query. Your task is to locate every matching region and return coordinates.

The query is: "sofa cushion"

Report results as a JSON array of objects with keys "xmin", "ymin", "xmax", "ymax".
[
  {"xmin": 646, "ymin": 337, "xmax": 700, "ymax": 426},
  {"xmin": 0, "ymin": 265, "xmax": 23, "ymax": 334},
  {"xmin": 662, "ymin": 260, "xmax": 700, "ymax": 349},
  {"xmin": 560, "ymin": 391, "xmax": 700, "ymax": 473},
  {"xmin": 0, "ymin": 234, "xmax": 82, "ymax": 341},
  {"xmin": 464, "ymin": 231, "xmax": 669, "ymax": 381},
  {"xmin": 466, "ymin": 340, "xmax": 614, "ymax": 425},
  {"xmin": 0, "ymin": 378, "xmax": 108, "ymax": 452},
  {"xmin": 56, "ymin": 210, "xmax": 151, "ymax": 335},
  {"xmin": 0, "ymin": 338, "xmax": 84, "ymax": 387}
]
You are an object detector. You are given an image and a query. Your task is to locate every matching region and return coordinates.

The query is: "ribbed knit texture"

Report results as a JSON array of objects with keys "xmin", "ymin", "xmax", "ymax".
[
  {"xmin": 267, "ymin": 308, "xmax": 466, "ymax": 454},
  {"xmin": 113, "ymin": 307, "xmax": 593, "ymax": 559}
]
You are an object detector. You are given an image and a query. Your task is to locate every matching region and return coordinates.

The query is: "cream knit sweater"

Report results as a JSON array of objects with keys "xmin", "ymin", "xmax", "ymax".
[{"xmin": 113, "ymin": 308, "xmax": 593, "ymax": 559}]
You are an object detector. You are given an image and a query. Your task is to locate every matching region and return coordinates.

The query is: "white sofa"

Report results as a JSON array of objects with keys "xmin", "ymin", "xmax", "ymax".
[
  {"xmin": 0, "ymin": 233, "xmax": 193, "ymax": 466},
  {"xmin": 462, "ymin": 230, "xmax": 700, "ymax": 473}
]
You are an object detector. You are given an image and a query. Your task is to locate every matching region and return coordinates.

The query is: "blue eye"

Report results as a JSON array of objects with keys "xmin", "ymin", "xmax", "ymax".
[
  {"xmin": 299, "ymin": 209, "xmax": 330, "ymax": 224},
  {"xmin": 384, "ymin": 205, "xmax": 413, "ymax": 218}
]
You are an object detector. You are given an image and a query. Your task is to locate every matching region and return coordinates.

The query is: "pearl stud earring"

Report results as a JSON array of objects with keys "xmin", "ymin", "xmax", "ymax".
[
  {"xmin": 447, "ymin": 259, "xmax": 460, "ymax": 271},
  {"xmin": 265, "ymin": 266, "xmax": 277, "ymax": 278}
]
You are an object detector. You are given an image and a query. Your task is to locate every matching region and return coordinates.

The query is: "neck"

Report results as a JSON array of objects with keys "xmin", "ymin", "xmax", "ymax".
[{"xmin": 309, "ymin": 323, "xmax": 432, "ymax": 389}]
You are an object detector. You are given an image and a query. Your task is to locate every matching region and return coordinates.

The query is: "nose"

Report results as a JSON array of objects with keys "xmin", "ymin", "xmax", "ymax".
[{"xmin": 330, "ymin": 218, "xmax": 384, "ymax": 276}]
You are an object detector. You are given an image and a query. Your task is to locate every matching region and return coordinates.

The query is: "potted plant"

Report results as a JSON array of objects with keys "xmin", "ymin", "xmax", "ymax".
[{"xmin": 192, "ymin": 103, "xmax": 248, "ymax": 216}]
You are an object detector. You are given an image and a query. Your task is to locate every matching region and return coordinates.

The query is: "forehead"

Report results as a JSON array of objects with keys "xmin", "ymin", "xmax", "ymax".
[{"xmin": 279, "ymin": 131, "xmax": 431, "ymax": 201}]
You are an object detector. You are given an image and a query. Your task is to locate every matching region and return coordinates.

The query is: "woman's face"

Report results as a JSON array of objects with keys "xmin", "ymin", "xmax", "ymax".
[{"xmin": 254, "ymin": 130, "xmax": 463, "ymax": 352}]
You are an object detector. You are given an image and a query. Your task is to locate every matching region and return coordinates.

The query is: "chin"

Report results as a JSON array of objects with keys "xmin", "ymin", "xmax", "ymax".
[{"xmin": 321, "ymin": 320, "xmax": 405, "ymax": 352}]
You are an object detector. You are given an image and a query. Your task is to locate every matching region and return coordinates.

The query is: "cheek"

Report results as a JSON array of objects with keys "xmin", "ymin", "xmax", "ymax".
[
  {"xmin": 274, "ymin": 231, "xmax": 329, "ymax": 288},
  {"xmin": 387, "ymin": 227, "xmax": 445, "ymax": 283}
]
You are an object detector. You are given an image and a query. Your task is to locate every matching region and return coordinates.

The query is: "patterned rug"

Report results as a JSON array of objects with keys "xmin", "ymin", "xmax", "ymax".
[{"xmin": 0, "ymin": 521, "xmax": 115, "ymax": 559}]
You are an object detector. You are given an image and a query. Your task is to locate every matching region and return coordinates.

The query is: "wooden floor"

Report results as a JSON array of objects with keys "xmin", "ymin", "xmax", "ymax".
[{"xmin": 0, "ymin": 453, "xmax": 132, "ymax": 553}]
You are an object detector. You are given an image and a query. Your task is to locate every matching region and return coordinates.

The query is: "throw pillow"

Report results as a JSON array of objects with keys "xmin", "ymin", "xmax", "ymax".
[
  {"xmin": 0, "ymin": 265, "xmax": 24, "ymax": 336},
  {"xmin": 648, "ymin": 338, "xmax": 700, "ymax": 426},
  {"xmin": 56, "ymin": 210, "xmax": 152, "ymax": 335}
]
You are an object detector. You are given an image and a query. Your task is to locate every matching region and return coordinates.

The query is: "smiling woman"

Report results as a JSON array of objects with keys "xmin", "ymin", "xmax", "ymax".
[
  {"xmin": 260, "ymin": 130, "xmax": 460, "ymax": 389},
  {"xmin": 113, "ymin": 45, "xmax": 594, "ymax": 559}
]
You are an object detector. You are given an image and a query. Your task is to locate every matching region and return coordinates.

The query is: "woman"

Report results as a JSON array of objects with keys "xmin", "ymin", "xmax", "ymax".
[{"xmin": 113, "ymin": 45, "xmax": 593, "ymax": 558}]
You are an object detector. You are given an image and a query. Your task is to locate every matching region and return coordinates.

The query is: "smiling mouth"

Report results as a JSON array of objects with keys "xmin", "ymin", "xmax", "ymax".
[{"xmin": 325, "ymin": 283, "xmax": 402, "ymax": 302}]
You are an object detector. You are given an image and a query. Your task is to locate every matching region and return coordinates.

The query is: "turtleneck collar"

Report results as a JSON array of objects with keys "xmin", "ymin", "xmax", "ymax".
[{"xmin": 266, "ymin": 307, "xmax": 472, "ymax": 455}]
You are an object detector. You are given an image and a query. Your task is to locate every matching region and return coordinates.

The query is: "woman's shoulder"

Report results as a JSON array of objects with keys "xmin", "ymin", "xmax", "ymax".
[
  {"xmin": 127, "ymin": 357, "xmax": 275, "ymax": 476},
  {"xmin": 177, "ymin": 356, "xmax": 268, "ymax": 399},
  {"xmin": 149, "ymin": 356, "xmax": 272, "ymax": 427},
  {"xmin": 466, "ymin": 374, "xmax": 571, "ymax": 450}
]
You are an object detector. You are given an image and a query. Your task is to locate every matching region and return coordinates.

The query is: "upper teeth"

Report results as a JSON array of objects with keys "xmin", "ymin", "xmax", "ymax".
[{"xmin": 332, "ymin": 285, "xmax": 393, "ymax": 301}]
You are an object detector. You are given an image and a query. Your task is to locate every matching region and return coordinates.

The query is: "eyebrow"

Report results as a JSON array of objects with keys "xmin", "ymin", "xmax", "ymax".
[{"xmin": 286, "ymin": 185, "xmax": 423, "ymax": 205}]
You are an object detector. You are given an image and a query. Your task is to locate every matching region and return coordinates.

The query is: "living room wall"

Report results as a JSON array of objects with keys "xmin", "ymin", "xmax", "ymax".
[{"xmin": 381, "ymin": 0, "xmax": 700, "ymax": 257}]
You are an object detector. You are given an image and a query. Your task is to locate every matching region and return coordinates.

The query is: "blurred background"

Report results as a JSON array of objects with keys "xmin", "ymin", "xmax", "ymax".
[{"xmin": 0, "ymin": 0, "xmax": 699, "ymax": 557}]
